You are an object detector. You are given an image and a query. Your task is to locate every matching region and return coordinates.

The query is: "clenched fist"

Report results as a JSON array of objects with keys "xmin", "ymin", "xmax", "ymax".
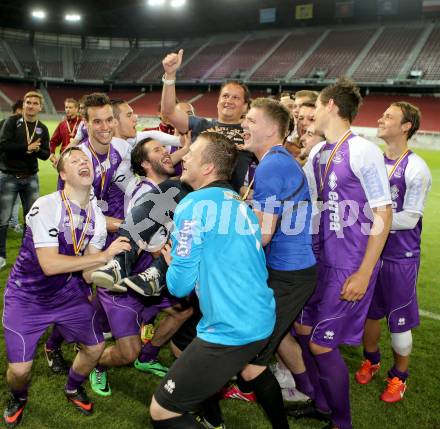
[{"xmin": 162, "ymin": 49, "xmax": 184, "ymax": 78}]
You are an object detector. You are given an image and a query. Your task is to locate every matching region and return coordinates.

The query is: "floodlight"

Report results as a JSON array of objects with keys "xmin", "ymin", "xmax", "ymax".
[
  {"xmin": 65, "ymin": 14, "xmax": 81, "ymax": 22},
  {"xmin": 148, "ymin": 0, "xmax": 166, "ymax": 6},
  {"xmin": 31, "ymin": 10, "xmax": 46, "ymax": 19},
  {"xmin": 170, "ymin": 0, "xmax": 186, "ymax": 7}
]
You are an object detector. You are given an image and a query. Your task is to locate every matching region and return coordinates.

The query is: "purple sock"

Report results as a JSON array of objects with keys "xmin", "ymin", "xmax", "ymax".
[
  {"xmin": 11, "ymin": 387, "xmax": 28, "ymax": 401},
  {"xmin": 65, "ymin": 368, "xmax": 87, "ymax": 392},
  {"xmin": 314, "ymin": 349, "xmax": 352, "ymax": 429},
  {"xmin": 45, "ymin": 326, "xmax": 64, "ymax": 350},
  {"xmin": 389, "ymin": 365, "xmax": 409, "ymax": 381},
  {"xmin": 364, "ymin": 349, "xmax": 381, "ymax": 365},
  {"xmin": 297, "ymin": 334, "xmax": 330, "ymax": 412},
  {"xmin": 138, "ymin": 342, "xmax": 160, "ymax": 363},
  {"xmin": 292, "ymin": 371, "xmax": 314, "ymax": 398}
]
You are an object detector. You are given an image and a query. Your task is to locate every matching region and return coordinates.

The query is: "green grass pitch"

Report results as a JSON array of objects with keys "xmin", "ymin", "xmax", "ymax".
[{"xmin": 0, "ymin": 121, "xmax": 439, "ymax": 428}]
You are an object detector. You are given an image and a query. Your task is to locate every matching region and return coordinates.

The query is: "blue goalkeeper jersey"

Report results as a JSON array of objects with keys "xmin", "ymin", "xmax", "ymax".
[{"xmin": 166, "ymin": 182, "xmax": 275, "ymax": 346}]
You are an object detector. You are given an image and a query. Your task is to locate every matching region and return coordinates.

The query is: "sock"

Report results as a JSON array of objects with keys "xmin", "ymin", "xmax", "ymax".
[
  {"xmin": 297, "ymin": 334, "xmax": 330, "ymax": 412},
  {"xmin": 314, "ymin": 349, "xmax": 352, "ymax": 429},
  {"xmin": 389, "ymin": 365, "xmax": 409, "ymax": 381},
  {"xmin": 139, "ymin": 342, "xmax": 161, "ymax": 363},
  {"xmin": 65, "ymin": 368, "xmax": 87, "ymax": 392},
  {"xmin": 151, "ymin": 413, "xmax": 203, "ymax": 428},
  {"xmin": 292, "ymin": 371, "xmax": 314, "ymax": 398},
  {"xmin": 11, "ymin": 387, "xmax": 28, "ymax": 401},
  {"xmin": 200, "ymin": 394, "xmax": 223, "ymax": 427},
  {"xmin": 96, "ymin": 364, "xmax": 107, "ymax": 373},
  {"xmin": 364, "ymin": 349, "xmax": 381, "ymax": 365},
  {"xmin": 45, "ymin": 326, "xmax": 64, "ymax": 350},
  {"xmin": 246, "ymin": 368, "xmax": 289, "ymax": 429}
]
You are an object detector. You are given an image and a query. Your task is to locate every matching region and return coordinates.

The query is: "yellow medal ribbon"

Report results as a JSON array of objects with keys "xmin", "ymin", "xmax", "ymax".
[
  {"xmin": 388, "ymin": 149, "xmax": 410, "ymax": 179},
  {"xmin": 61, "ymin": 190, "xmax": 92, "ymax": 256},
  {"xmin": 87, "ymin": 143, "xmax": 110, "ymax": 199},
  {"xmin": 319, "ymin": 129, "xmax": 352, "ymax": 193}
]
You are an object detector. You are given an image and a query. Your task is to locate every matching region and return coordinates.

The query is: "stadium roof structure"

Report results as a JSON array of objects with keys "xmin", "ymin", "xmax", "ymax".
[{"xmin": 0, "ymin": 0, "xmax": 429, "ymax": 39}]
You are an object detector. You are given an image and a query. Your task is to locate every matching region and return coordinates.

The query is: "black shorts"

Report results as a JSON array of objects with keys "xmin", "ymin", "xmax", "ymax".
[
  {"xmin": 252, "ymin": 264, "xmax": 317, "ymax": 365},
  {"xmin": 154, "ymin": 337, "xmax": 267, "ymax": 414}
]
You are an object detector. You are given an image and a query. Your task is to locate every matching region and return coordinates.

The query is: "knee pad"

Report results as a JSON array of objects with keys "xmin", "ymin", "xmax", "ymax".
[{"xmin": 391, "ymin": 331, "xmax": 412, "ymax": 356}]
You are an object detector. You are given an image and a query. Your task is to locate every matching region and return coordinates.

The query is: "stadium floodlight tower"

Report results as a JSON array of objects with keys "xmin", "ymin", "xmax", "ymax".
[
  {"xmin": 171, "ymin": 0, "xmax": 186, "ymax": 7},
  {"xmin": 31, "ymin": 9, "xmax": 46, "ymax": 19},
  {"xmin": 65, "ymin": 13, "xmax": 81, "ymax": 22},
  {"xmin": 148, "ymin": 0, "xmax": 166, "ymax": 6}
]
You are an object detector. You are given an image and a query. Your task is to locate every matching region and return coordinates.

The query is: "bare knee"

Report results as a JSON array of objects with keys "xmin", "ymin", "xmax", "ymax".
[
  {"xmin": 80, "ymin": 342, "xmax": 105, "ymax": 361},
  {"xmin": 116, "ymin": 337, "xmax": 141, "ymax": 364},
  {"xmin": 241, "ymin": 364, "xmax": 266, "ymax": 382},
  {"xmin": 294, "ymin": 322, "xmax": 312, "ymax": 336},
  {"xmin": 8, "ymin": 363, "xmax": 32, "ymax": 382}
]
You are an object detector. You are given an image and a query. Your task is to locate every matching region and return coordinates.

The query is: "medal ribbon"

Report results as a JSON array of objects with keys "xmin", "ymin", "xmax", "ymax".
[
  {"xmin": 61, "ymin": 190, "xmax": 92, "ymax": 256},
  {"xmin": 319, "ymin": 129, "xmax": 352, "ymax": 193},
  {"xmin": 24, "ymin": 119, "xmax": 39, "ymax": 146},
  {"xmin": 66, "ymin": 117, "xmax": 79, "ymax": 138},
  {"xmin": 87, "ymin": 142, "xmax": 110, "ymax": 199},
  {"xmin": 388, "ymin": 149, "xmax": 410, "ymax": 179}
]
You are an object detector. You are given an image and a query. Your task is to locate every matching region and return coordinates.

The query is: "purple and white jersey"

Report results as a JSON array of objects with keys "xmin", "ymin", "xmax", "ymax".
[
  {"xmin": 126, "ymin": 130, "xmax": 181, "ymax": 149},
  {"xmin": 304, "ymin": 132, "xmax": 391, "ymax": 270},
  {"xmin": 74, "ymin": 120, "xmax": 88, "ymax": 144},
  {"xmin": 78, "ymin": 137, "xmax": 133, "ymax": 213},
  {"xmin": 7, "ymin": 191, "xmax": 107, "ymax": 297},
  {"xmin": 382, "ymin": 152, "xmax": 431, "ymax": 262}
]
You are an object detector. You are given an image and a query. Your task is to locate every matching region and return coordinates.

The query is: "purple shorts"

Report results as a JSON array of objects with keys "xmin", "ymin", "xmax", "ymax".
[
  {"xmin": 368, "ymin": 259, "xmax": 420, "ymax": 333},
  {"xmin": 297, "ymin": 264, "xmax": 379, "ymax": 348},
  {"xmin": 141, "ymin": 291, "xmax": 181, "ymax": 323},
  {"xmin": 97, "ymin": 288, "xmax": 145, "ymax": 339},
  {"xmin": 3, "ymin": 286, "xmax": 103, "ymax": 363}
]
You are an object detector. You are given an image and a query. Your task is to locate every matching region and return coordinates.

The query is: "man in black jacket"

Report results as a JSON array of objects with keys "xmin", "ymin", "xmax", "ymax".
[{"xmin": 0, "ymin": 91, "xmax": 50, "ymax": 269}]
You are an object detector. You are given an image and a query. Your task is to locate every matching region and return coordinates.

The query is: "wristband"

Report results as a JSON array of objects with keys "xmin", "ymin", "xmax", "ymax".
[{"xmin": 162, "ymin": 74, "xmax": 176, "ymax": 85}]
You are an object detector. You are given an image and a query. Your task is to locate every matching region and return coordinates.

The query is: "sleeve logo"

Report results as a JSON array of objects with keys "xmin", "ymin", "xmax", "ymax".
[{"xmin": 176, "ymin": 219, "xmax": 195, "ymax": 258}]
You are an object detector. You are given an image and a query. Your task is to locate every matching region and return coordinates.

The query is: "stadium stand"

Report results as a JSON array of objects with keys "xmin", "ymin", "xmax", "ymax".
[
  {"xmin": 249, "ymin": 31, "xmax": 322, "ymax": 82},
  {"xmin": 206, "ymin": 34, "xmax": 283, "ymax": 81},
  {"xmin": 74, "ymin": 47, "xmax": 130, "ymax": 81},
  {"xmin": 352, "ymin": 25, "xmax": 424, "ymax": 82},
  {"xmin": 293, "ymin": 28, "xmax": 376, "ymax": 79},
  {"xmin": 5, "ymin": 39, "xmax": 40, "ymax": 77},
  {"xmin": 412, "ymin": 25, "xmax": 440, "ymax": 81},
  {"xmin": 35, "ymin": 45, "xmax": 63, "ymax": 79},
  {"xmin": 0, "ymin": 41, "xmax": 19, "ymax": 77}
]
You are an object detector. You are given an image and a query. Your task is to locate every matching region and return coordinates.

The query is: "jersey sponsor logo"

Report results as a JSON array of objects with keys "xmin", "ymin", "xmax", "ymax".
[
  {"xmin": 176, "ymin": 220, "xmax": 195, "ymax": 258},
  {"xmin": 324, "ymin": 330, "xmax": 335, "ymax": 340},
  {"xmin": 164, "ymin": 379, "xmax": 176, "ymax": 394}
]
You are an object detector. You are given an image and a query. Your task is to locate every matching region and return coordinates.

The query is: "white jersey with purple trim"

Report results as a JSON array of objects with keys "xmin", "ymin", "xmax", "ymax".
[
  {"xmin": 382, "ymin": 152, "xmax": 431, "ymax": 261},
  {"xmin": 126, "ymin": 130, "xmax": 181, "ymax": 149},
  {"xmin": 304, "ymin": 133, "xmax": 392, "ymax": 270}
]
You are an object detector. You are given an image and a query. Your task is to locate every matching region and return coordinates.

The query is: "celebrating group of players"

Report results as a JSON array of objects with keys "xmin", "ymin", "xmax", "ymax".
[{"xmin": 0, "ymin": 48, "xmax": 432, "ymax": 429}]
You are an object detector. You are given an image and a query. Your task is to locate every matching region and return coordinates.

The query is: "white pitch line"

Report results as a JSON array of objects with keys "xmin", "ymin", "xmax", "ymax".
[{"xmin": 420, "ymin": 309, "xmax": 440, "ymax": 321}]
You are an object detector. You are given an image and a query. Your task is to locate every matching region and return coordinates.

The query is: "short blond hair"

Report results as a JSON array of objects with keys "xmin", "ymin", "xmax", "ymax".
[{"xmin": 24, "ymin": 91, "xmax": 44, "ymax": 104}]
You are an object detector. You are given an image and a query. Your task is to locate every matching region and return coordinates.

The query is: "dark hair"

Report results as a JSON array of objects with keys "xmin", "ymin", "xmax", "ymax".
[
  {"xmin": 83, "ymin": 93, "xmax": 111, "ymax": 121},
  {"xmin": 251, "ymin": 97, "xmax": 293, "ymax": 139},
  {"xmin": 111, "ymin": 99, "xmax": 127, "ymax": 119},
  {"xmin": 11, "ymin": 99, "xmax": 23, "ymax": 114},
  {"xmin": 56, "ymin": 147, "xmax": 85, "ymax": 174},
  {"xmin": 199, "ymin": 132, "xmax": 238, "ymax": 180},
  {"xmin": 391, "ymin": 101, "xmax": 421, "ymax": 140},
  {"xmin": 131, "ymin": 138, "xmax": 154, "ymax": 176},
  {"xmin": 319, "ymin": 77, "xmax": 362, "ymax": 123},
  {"xmin": 220, "ymin": 80, "xmax": 251, "ymax": 106}
]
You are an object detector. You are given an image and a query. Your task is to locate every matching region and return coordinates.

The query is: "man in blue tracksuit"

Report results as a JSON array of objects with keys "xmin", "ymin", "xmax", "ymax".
[{"xmin": 149, "ymin": 131, "xmax": 276, "ymax": 429}]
